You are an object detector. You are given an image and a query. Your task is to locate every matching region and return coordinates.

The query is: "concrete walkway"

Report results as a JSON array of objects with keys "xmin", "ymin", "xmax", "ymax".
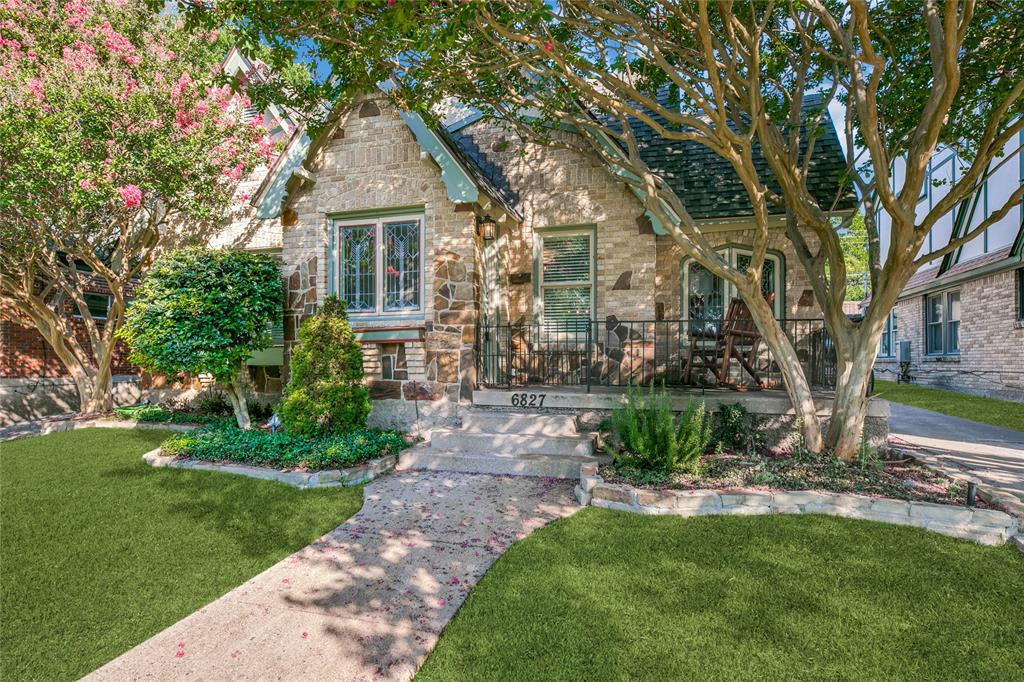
[
  {"xmin": 86, "ymin": 471, "xmax": 578, "ymax": 681},
  {"xmin": 889, "ymin": 402, "xmax": 1024, "ymax": 507}
]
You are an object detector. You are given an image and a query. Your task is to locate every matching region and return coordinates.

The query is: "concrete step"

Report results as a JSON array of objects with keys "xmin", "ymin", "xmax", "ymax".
[
  {"xmin": 428, "ymin": 429, "xmax": 594, "ymax": 457},
  {"xmin": 458, "ymin": 410, "xmax": 579, "ymax": 437},
  {"xmin": 398, "ymin": 447, "xmax": 604, "ymax": 479}
]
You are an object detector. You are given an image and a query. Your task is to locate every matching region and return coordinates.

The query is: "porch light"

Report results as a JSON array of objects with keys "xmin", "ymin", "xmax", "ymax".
[{"xmin": 477, "ymin": 215, "xmax": 497, "ymax": 242}]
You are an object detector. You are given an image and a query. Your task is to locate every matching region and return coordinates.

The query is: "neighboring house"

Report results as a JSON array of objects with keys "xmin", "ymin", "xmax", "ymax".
[
  {"xmin": 874, "ymin": 138, "xmax": 1024, "ymax": 401},
  {"xmin": 248, "ymin": 91, "xmax": 855, "ymax": 429}
]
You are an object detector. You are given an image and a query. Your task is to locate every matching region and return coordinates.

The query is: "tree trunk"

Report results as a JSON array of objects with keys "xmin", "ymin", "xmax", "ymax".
[
  {"xmin": 742, "ymin": 288, "xmax": 824, "ymax": 453},
  {"xmin": 222, "ymin": 368, "xmax": 251, "ymax": 429},
  {"xmin": 83, "ymin": 349, "xmax": 114, "ymax": 413},
  {"xmin": 828, "ymin": 333, "xmax": 883, "ymax": 462}
]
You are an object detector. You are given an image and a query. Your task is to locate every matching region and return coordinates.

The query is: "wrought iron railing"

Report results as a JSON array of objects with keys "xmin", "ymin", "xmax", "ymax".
[{"xmin": 476, "ymin": 318, "xmax": 836, "ymax": 391}]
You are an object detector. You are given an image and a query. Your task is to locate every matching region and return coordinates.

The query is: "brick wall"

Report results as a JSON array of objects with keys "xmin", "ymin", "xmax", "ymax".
[{"xmin": 875, "ymin": 266, "xmax": 1024, "ymax": 401}]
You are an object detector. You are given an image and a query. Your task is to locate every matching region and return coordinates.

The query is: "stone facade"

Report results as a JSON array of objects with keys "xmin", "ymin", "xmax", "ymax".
[
  {"xmin": 282, "ymin": 94, "xmax": 481, "ymax": 429},
  {"xmin": 875, "ymin": 266, "xmax": 1024, "ymax": 401}
]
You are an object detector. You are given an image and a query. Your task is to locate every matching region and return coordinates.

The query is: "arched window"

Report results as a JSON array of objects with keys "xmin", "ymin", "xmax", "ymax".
[{"xmin": 681, "ymin": 247, "xmax": 784, "ymax": 326}]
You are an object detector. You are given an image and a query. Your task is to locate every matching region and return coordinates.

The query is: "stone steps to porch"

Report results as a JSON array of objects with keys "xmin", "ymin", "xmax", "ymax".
[{"xmin": 398, "ymin": 410, "xmax": 603, "ymax": 479}]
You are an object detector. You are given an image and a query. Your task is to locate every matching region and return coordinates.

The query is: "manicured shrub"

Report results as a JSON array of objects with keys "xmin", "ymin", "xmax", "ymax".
[
  {"xmin": 279, "ymin": 296, "xmax": 370, "ymax": 436},
  {"xmin": 117, "ymin": 248, "xmax": 282, "ymax": 429},
  {"xmin": 611, "ymin": 385, "xmax": 711, "ymax": 478},
  {"xmin": 161, "ymin": 424, "xmax": 406, "ymax": 470},
  {"xmin": 713, "ymin": 402, "xmax": 763, "ymax": 453}
]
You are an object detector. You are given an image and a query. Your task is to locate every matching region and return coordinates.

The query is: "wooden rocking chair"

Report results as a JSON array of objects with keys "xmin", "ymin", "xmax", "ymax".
[{"xmin": 683, "ymin": 294, "xmax": 773, "ymax": 387}]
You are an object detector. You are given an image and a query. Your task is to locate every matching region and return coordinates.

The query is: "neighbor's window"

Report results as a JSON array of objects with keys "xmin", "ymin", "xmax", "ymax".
[
  {"xmin": 925, "ymin": 290, "xmax": 960, "ymax": 355},
  {"xmin": 1017, "ymin": 268, "xmax": 1024, "ymax": 321},
  {"xmin": 72, "ymin": 293, "xmax": 111, "ymax": 320},
  {"xmin": 336, "ymin": 214, "xmax": 423, "ymax": 316},
  {"xmin": 879, "ymin": 310, "xmax": 896, "ymax": 357},
  {"xmin": 538, "ymin": 230, "xmax": 594, "ymax": 329}
]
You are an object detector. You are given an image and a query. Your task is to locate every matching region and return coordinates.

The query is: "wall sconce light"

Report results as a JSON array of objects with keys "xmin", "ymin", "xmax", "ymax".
[{"xmin": 476, "ymin": 215, "xmax": 497, "ymax": 242}]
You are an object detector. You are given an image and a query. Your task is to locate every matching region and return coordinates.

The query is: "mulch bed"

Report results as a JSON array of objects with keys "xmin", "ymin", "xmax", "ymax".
[{"xmin": 601, "ymin": 449, "xmax": 995, "ymax": 508}]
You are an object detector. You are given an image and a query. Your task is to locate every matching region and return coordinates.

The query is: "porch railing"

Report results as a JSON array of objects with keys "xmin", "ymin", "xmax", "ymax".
[{"xmin": 475, "ymin": 318, "xmax": 836, "ymax": 391}]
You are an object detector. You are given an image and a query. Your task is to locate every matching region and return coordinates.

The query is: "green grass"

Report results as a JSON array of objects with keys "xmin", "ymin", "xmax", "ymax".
[
  {"xmin": 875, "ymin": 379, "xmax": 1024, "ymax": 432},
  {"xmin": 0, "ymin": 428, "xmax": 364, "ymax": 681},
  {"xmin": 418, "ymin": 508, "xmax": 1024, "ymax": 681}
]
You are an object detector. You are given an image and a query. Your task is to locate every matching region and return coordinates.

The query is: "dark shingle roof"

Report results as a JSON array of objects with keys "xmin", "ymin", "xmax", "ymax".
[
  {"xmin": 903, "ymin": 245, "xmax": 1014, "ymax": 292},
  {"xmin": 436, "ymin": 126, "xmax": 522, "ymax": 220},
  {"xmin": 443, "ymin": 92, "xmax": 856, "ymax": 222},
  {"xmin": 625, "ymin": 93, "xmax": 857, "ymax": 220}
]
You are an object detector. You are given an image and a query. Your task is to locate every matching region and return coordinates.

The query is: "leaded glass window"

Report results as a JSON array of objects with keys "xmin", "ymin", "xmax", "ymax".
[
  {"xmin": 682, "ymin": 248, "xmax": 783, "ymax": 323},
  {"xmin": 687, "ymin": 262, "xmax": 724, "ymax": 334},
  {"xmin": 383, "ymin": 220, "xmax": 421, "ymax": 311},
  {"xmin": 340, "ymin": 224, "xmax": 377, "ymax": 312}
]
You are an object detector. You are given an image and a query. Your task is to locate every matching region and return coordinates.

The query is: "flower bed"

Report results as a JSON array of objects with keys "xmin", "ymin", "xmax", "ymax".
[
  {"xmin": 602, "ymin": 448, "xmax": 985, "ymax": 507},
  {"xmin": 578, "ymin": 463, "xmax": 1020, "ymax": 546},
  {"xmin": 161, "ymin": 424, "xmax": 408, "ymax": 471}
]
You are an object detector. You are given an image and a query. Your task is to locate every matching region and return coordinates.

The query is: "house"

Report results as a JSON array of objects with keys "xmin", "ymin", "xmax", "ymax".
[
  {"xmin": 245, "ymin": 91, "xmax": 856, "ymax": 430},
  {"xmin": 874, "ymin": 139, "xmax": 1024, "ymax": 401}
]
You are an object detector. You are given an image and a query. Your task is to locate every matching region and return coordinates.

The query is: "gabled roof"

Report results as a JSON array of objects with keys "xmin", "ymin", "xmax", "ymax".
[
  {"xmin": 625, "ymin": 93, "xmax": 857, "ymax": 220},
  {"xmin": 901, "ymin": 244, "xmax": 1020, "ymax": 297},
  {"xmin": 439, "ymin": 127, "xmax": 520, "ymax": 220}
]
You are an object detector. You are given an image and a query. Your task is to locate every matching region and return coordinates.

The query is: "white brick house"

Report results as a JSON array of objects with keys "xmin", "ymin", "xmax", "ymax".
[
  {"xmin": 874, "ymin": 138, "xmax": 1024, "ymax": 401},
  {"xmin": 231, "ymin": 92, "xmax": 856, "ymax": 429}
]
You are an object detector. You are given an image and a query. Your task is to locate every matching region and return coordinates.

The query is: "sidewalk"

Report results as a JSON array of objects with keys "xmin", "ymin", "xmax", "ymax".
[
  {"xmin": 85, "ymin": 470, "xmax": 578, "ymax": 681},
  {"xmin": 888, "ymin": 402, "xmax": 1024, "ymax": 510}
]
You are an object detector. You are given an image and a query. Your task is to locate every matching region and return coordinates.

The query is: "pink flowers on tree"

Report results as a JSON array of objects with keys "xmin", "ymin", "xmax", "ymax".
[{"xmin": 0, "ymin": 0, "xmax": 273, "ymax": 415}]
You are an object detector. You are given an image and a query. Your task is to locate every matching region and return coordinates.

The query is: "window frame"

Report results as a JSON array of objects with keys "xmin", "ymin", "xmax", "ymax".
[
  {"xmin": 333, "ymin": 213, "xmax": 425, "ymax": 319},
  {"xmin": 1017, "ymin": 268, "xmax": 1024, "ymax": 322},
  {"xmin": 924, "ymin": 289, "xmax": 961, "ymax": 356},
  {"xmin": 878, "ymin": 310, "xmax": 897, "ymax": 358},
  {"xmin": 681, "ymin": 247, "xmax": 785, "ymax": 320},
  {"xmin": 535, "ymin": 226, "xmax": 596, "ymax": 328},
  {"xmin": 71, "ymin": 292, "xmax": 111, "ymax": 321}
]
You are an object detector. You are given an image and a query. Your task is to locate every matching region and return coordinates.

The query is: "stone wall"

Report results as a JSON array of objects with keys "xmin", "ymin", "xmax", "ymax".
[
  {"xmin": 875, "ymin": 266, "xmax": 1024, "ymax": 401},
  {"xmin": 576, "ymin": 463, "xmax": 1020, "ymax": 546}
]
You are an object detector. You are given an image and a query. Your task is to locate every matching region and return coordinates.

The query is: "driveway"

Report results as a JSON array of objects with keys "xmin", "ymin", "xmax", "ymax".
[
  {"xmin": 86, "ymin": 471, "xmax": 578, "ymax": 681},
  {"xmin": 888, "ymin": 402, "xmax": 1024, "ymax": 507}
]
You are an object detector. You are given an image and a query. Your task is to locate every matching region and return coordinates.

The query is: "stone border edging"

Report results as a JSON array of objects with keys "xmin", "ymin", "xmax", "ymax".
[
  {"xmin": 142, "ymin": 447, "xmax": 396, "ymax": 488},
  {"xmin": 575, "ymin": 463, "xmax": 1020, "ymax": 546}
]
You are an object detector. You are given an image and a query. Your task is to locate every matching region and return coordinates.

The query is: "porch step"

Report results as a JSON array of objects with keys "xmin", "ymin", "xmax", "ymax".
[
  {"xmin": 398, "ymin": 446, "xmax": 603, "ymax": 479},
  {"xmin": 427, "ymin": 430, "xmax": 594, "ymax": 458},
  {"xmin": 458, "ymin": 410, "xmax": 579, "ymax": 437}
]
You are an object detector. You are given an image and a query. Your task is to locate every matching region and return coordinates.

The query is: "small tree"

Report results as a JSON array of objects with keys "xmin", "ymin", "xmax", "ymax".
[
  {"xmin": 117, "ymin": 248, "xmax": 281, "ymax": 428},
  {"xmin": 279, "ymin": 296, "xmax": 370, "ymax": 437},
  {"xmin": 0, "ymin": 0, "xmax": 268, "ymax": 414}
]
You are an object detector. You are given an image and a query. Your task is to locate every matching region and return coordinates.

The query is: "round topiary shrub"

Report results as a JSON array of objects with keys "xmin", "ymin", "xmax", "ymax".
[{"xmin": 279, "ymin": 296, "xmax": 370, "ymax": 436}]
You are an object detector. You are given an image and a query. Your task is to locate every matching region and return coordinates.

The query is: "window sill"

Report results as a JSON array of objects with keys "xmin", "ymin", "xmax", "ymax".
[
  {"xmin": 1014, "ymin": 319, "xmax": 1024, "ymax": 330},
  {"xmin": 923, "ymin": 355, "xmax": 960, "ymax": 362}
]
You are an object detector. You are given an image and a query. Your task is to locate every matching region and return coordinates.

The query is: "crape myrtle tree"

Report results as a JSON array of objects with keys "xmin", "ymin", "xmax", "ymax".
[
  {"xmin": 117, "ymin": 248, "xmax": 282, "ymax": 429},
  {"xmin": 189, "ymin": 0, "xmax": 1024, "ymax": 459},
  {"xmin": 0, "ymin": 0, "xmax": 271, "ymax": 413}
]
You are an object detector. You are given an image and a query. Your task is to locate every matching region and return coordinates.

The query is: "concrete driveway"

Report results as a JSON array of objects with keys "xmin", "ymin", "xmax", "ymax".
[{"xmin": 888, "ymin": 402, "xmax": 1024, "ymax": 507}]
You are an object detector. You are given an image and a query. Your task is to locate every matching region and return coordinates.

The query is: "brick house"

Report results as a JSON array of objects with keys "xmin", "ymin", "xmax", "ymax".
[
  {"xmin": 874, "ymin": 139, "xmax": 1024, "ymax": 401},
  {"xmin": 240, "ymin": 91, "xmax": 855, "ymax": 430}
]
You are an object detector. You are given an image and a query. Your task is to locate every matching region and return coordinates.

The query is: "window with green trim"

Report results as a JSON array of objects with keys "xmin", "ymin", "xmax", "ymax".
[
  {"xmin": 879, "ymin": 310, "xmax": 897, "ymax": 357},
  {"xmin": 1017, "ymin": 268, "xmax": 1024, "ymax": 321},
  {"xmin": 71, "ymin": 293, "xmax": 111, "ymax": 320},
  {"xmin": 924, "ymin": 290, "xmax": 960, "ymax": 355},
  {"xmin": 335, "ymin": 213, "xmax": 423, "ymax": 316},
  {"xmin": 538, "ymin": 230, "xmax": 593, "ymax": 329}
]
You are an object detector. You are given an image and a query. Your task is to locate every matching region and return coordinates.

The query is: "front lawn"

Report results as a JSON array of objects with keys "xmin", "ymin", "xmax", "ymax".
[
  {"xmin": 419, "ymin": 508, "xmax": 1024, "ymax": 681},
  {"xmin": 0, "ymin": 428, "xmax": 364, "ymax": 681},
  {"xmin": 875, "ymin": 379, "xmax": 1024, "ymax": 432}
]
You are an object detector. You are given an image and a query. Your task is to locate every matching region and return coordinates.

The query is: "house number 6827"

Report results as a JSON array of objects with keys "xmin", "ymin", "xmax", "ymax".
[{"xmin": 510, "ymin": 393, "xmax": 546, "ymax": 407}]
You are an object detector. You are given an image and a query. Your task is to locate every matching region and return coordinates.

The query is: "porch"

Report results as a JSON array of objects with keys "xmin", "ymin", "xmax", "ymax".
[{"xmin": 475, "ymin": 317, "xmax": 837, "ymax": 392}]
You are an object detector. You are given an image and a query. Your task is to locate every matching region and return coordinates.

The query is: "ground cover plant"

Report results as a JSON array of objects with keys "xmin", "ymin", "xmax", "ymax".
[
  {"xmin": 161, "ymin": 423, "xmax": 407, "ymax": 470},
  {"xmin": 113, "ymin": 405, "xmax": 229, "ymax": 425},
  {"xmin": 417, "ymin": 508, "xmax": 1024, "ymax": 681},
  {"xmin": 0, "ymin": 428, "xmax": 364, "ymax": 681},
  {"xmin": 875, "ymin": 379, "xmax": 1024, "ymax": 433}
]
